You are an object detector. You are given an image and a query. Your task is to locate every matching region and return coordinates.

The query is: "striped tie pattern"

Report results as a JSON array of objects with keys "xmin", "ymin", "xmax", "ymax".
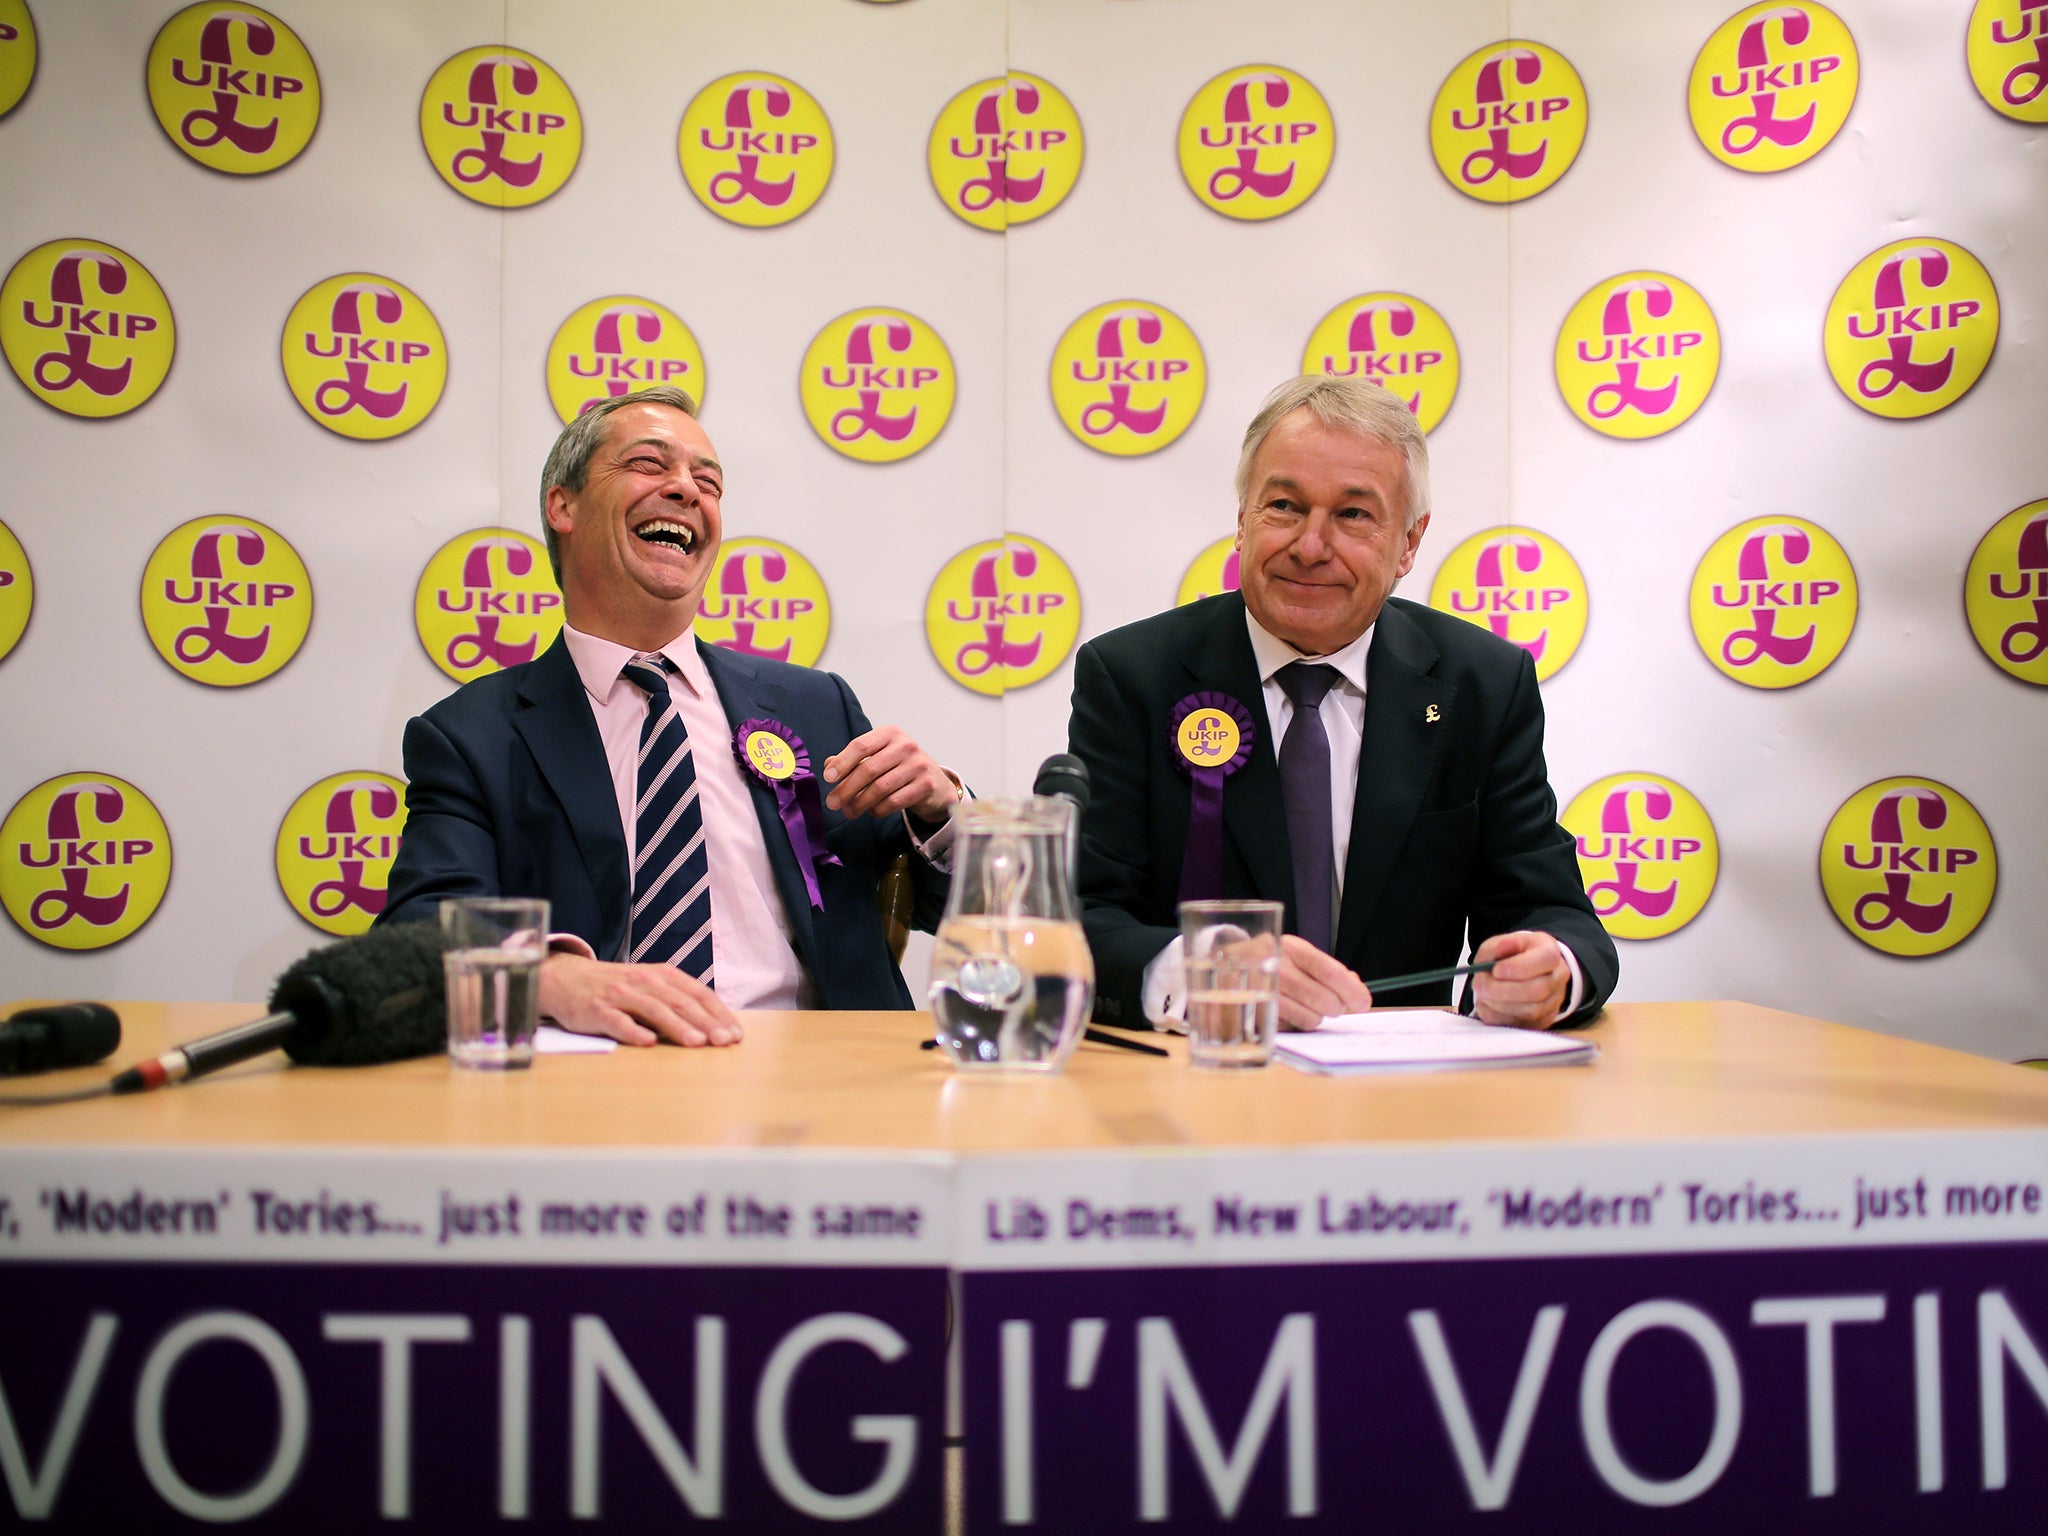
[{"xmin": 621, "ymin": 654, "xmax": 714, "ymax": 983}]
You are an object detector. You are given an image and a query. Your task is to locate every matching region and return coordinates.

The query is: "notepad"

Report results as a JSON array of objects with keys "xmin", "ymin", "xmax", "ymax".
[{"xmin": 1274, "ymin": 1009, "xmax": 1596, "ymax": 1075}]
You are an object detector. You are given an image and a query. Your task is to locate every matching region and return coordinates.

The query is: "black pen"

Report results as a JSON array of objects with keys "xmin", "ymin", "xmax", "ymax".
[
  {"xmin": 920, "ymin": 1029, "xmax": 1169, "ymax": 1059},
  {"xmin": 1358, "ymin": 959, "xmax": 1498, "ymax": 994}
]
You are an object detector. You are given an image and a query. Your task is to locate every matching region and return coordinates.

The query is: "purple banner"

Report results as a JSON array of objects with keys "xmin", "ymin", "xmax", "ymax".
[
  {"xmin": 0, "ymin": 1262, "xmax": 946, "ymax": 1531},
  {"xmin": 962, "ymin": 1242, "xmax": 2048, "ymax": 1532}
]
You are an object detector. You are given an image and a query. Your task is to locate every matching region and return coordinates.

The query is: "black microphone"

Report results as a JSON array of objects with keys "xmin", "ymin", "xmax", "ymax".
[
  {"xmin": 109, "ymin": 922, "xmax": 450, "ymax": 1094},
  {"xmin": 1032, "ymin": 753, "xmax": 1091, "ymax": 815},
  {"xmin": 0, "ymin": 1004, "xmax": 121, "ymax": 1076}
]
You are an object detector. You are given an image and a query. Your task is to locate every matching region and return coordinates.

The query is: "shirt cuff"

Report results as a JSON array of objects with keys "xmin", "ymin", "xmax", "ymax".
[
  {"xmin": 903, "ymin": 771, "xmax": 968, "ymax": 872},
  {"xmin": 1557, "ymin": 941, "xmax": 1586, "ymax": 1020},
  {"xmin": 547, "ymin": 932, "xmax": 596, "ymax": 960},
  {"xmin": 1139, "ymin": 936, "xmax": 1189, "ymax": 1032}
]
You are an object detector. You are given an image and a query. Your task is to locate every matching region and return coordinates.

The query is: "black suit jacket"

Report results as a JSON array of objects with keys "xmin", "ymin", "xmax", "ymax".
[
  {"xmin": 380, "ymin": 634, "xmax": 943, "ymax": 1009},
  {"xmin": 1068, "ymin": 592, "xmax": 1617, "ymax": 1026}
]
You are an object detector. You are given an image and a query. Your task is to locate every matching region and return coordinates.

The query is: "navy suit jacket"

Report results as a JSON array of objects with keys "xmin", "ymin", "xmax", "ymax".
[
  {"xmin": 1068, "ymin": 592, "xmax": 1618, "ymax": 1027},
  {"xmin": 380, "ymin": 634, "xmax": 944, "ymax": 1009}
]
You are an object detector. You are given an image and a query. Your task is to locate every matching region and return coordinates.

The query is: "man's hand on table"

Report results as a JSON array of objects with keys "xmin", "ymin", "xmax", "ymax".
[
  {"xmin": 1472, "ymin": 929, "xmax": 1570, "ymax": 1030},
  {"xmin": 538, "ymin": 954, "xmax": 742, "ymax": 1048},
  {"xmin": 1277, "ymin": 935, "xmax": 1373, "ymax": 1032}
]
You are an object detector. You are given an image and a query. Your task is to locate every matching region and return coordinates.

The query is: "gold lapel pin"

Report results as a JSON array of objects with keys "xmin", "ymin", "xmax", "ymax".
[{"xmin": 1424, "ymin": 703, "xmax": 1442, "ymax": 723}]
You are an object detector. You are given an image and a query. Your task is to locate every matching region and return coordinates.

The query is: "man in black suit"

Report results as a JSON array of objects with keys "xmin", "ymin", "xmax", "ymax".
[
  {"xmin": 381, "ymin": 386, "xmax": 960, "ymax": 1045},
  {"xmin": 1069, "ymin": 375, "xmax": 1616, "ymax": 1032}
]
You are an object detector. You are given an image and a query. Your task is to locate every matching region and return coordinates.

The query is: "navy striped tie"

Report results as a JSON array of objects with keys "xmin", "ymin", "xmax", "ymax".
[{"xmin": 621, "ymin": 654, "xmax": 714, "ymax": 983}]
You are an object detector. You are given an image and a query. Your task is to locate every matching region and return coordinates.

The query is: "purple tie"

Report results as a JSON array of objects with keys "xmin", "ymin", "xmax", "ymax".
[{"xmin": 1277, "ymin": 663, "xmax": 1340, "ymax": 952}]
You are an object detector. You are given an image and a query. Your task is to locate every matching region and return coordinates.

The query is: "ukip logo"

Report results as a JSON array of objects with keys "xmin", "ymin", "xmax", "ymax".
[
  {"xmin": 926, "ymin": 536, "xmax": 1081, "ymax": 698},
  {"xmin": 0, "ymin": 517, "xmax": 31, "ymax": 664},
  {"xmin": 1965, "ymin": 499, "xmax": 2048, "ymax": 686},
  {"xmin": 1177, "ymin": 65, "xmax": 1334, "ymax": 221},
  {"xmin": 282, "ymin": 273, "xmax": 447, "ymax": 440},
  {"xmin": 141, "ymin": 516, "xmax": 313, "ymax": 687},
  {"xmin": 1049, "ymin": 300, "xmax": 1206, "ymax": 456},
  {"xmin": 695, "ymin": 538, "xmax": 831, "ymax": 668},
  {"xmin": 1, "ymin": 238, "xmax": 176, "ymax": 418},
  {"xmin": 799, "ymin": 308, "xmax": 954, "ymax": 464},
  {"xmin": 1176, "ymin": 535, "xmax": 1241, "ymax": 608},
  {"xmin": 1, "ymin": 773, "xmax": 173, "ymax": 951},
  {"xmin": 0, "ymin": 0, "xmax": 35, "ymax": 121},
  {"xmin": 1688, "ymin": 3, "xmax": 1859, "ymax": 173},
  {"xmin": 929, "ymin": 71, "xmax": 1083, "ymax": 231},
  {"xmin": 413, "ymin": 529, "xmax": 563, "ymax": 684},
  {"xmin": 1302, "ymin": 293, "xmax": 1461, "ymax": 434},
  {"xmin": 1429, "ymin": 528, "xmax": 1588, "ymax": 683},
  {"xmin": 1825, "ymin": 239, "xmax": 2000, "ymax": 420},
  {"xmin": 1563, "ymin": 774, "xmax": 1718, "ymax": 941},
  {"xmin": 420, "ymin": 46, "xmax": 581, "ymax": 208},
  {"xmin": 275, "ymin": 772, "xmax": 406, "ymax": 937},
  {"xmin": 1430, "ymin": 40, "xmax": 1588, "ymax": 203},
  {"xmin": 1555, "ymin": 272, "xmax": 1720, "ymax": 440},
  {"xmin": 1821, "ymin": 779, "xmax": 1998, "ymax": 958},
  {"xmin": 680, "ymin": 71, "xmax": 834, "ymax": 228},
  {"xmin": 1968, "ymin": 0, "xmax": 2048, "ymax": 124},
  {"xmin": 146, "ymin": 3, "xmax": 321, "ymax": 175},
  {"xmin": 1690, "ymin": 516, "xmax": 1857, "ymax": 689},
  {"xmin": 545, "ymin": 296, "xmax": 706, "ymax": 424}
]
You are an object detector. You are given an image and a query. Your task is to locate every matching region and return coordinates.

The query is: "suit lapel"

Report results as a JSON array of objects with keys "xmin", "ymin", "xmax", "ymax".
[
  {"xmin": 698, "ymin": 639, "xmax": 820, "ymax": 965},
  {"xmin": 1336, "ymin": 602, "xmax": 1454, "ymax": 959},
  {"xmin": 513, "ymin": 637, "xmax": 630, "ymax": 955},
  {"xmin": 1182, "ymin": 597, "xmax": 1294, "ymax": 918}
]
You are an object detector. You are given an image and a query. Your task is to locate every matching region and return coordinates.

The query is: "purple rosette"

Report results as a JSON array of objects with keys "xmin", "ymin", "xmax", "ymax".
[
  {"xmin": 1168, "ymin": 692, "xmax": 1256, "ymax": 903},
  {"xmin": 731, "ymin": 718, "xmax": 841, "ymax": 910}
]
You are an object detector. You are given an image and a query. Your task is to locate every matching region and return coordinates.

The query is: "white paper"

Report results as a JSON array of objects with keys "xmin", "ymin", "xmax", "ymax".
[
  {"xmin": 534, "ymin": 1024, "xmax": 617, "ymax": 1054},
  {"xmin": 1276, "ymin": 1009, "xmax": 1595, "ymax": 1073}
]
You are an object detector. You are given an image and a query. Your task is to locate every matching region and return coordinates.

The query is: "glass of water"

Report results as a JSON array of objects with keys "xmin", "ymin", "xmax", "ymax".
[
  {"xmin": 1178, "ymin": 900, "xmax": 1284, "ymax": 1069},
  {"xmin": 440, "ymin": 897, "xmax": 549, "ymax": 1070}
]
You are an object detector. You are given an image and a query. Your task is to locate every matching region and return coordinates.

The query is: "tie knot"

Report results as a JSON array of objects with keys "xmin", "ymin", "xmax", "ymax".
[
  {"xmin": 622, "ymin": 654, "xmax": 672, "ymax": 703},
  {"xmin": 1278, "ymin": 662, "xmax": 1340, "ymax": 711}
]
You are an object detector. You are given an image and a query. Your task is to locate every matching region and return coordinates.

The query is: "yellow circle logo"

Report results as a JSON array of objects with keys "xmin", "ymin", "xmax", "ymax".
[
  {"xmin": 1177, "ymin": 65, "xmax": 1334, "ymax": 221},
  {"xmin": 1, "ymin": 238, "xmax": 176, "ymax": 418},
  {"xmin": 1176, "ymin": 535, "xmax": 1241, "ymax": 607},
  {"xmin": 679, "ymin": 71, "xmax": 833, "ymax": 227},
  {"xmin": 1821, "ymin": 778, "xmax": 1997, "ymax": 957},
  {"xmin": 1049, "ymin": 300, "xmax": 1205, "ymax": 456},
  {"xmin": 1176, "ymin": 710, "xmax": 1242, "ymax": 768},
  {"xmin": 414, "ymin": 529, "xmax": 563, "ymax": 684},
  {"xmin": 147, "ymin": 3, "xmax": 320, "ymax": 175},
  {"xmin": 798, "ymin": 307, "xmax": 954, "ymax": 464},
  {"xmin": 275, "ymin": 771, "xmax": 406, "ymax": 936},
  {"xmin": 1969, "ymin": 0, "xmax": 2048, "ymax": 123},
  {"xmin": 545, "ymin": 295, "xmax": 707, "ymax": 425},
  {"xmin": 1689, "ymin": 516, "xmax": 1857, "ymax": 688},
  {"xmin": 929, "ymin": 71, "xmax": 1083, "ymax": 231},
  {"xmin": 1688, "ymin": 3, "xmax": 1858, "ymax": 172},
  {"xmin": 0, "ymin": 517, "xmax": 31, "ymax": 663},
  {"xmin": 695, "ymin": 537, "xmax": 830, "ymax": 667},
  {"xmin": 420, "ymin": 46, "xmax": 580, "ymax": 207},
  {"xmin": 1825, "ymin": 239, "xmax": 2000, "ymax": 420},
  {"xmin": 1, "ymin": 773, "xmax": 172, "ymax": 950},
  {"xmin": 1301, "ymin": 292, "xmax": 1460, "ymax": 435},
  {"xmin": 1431, "ymin": 41, "xmax": 1588, "ymax": 203},
  {"xmin": 1965, "ymin": 499, "xmax": 2048, "ymax": 686},
  {"xmin": 1563, "ymin": 774, "xmax": 1718, "ymax": 941},
  {"xmin": 1429, "ymin": 527, "xmax": 1588, "ymax": 683},
  {"xmin": 1, "ymin": 0, "xmax": 40, "ymax": 119},
  {"xmin": 140, "ymin": 516, "xmax": 312, "ymax": 687},
  {"xmin": 281, "ymin": 272, "xmax": 447, "ymax": 440},
  {"xmin": 1555, "ymin": 271, "xmax": 1720, "ymax": 439},
  {"xmin": 925, "ymin": 536, "xmax": 1080, "ymax": 697},
  {"xmin": 745, "ymin": 731, "xmax": 798, "ymax": 782}
]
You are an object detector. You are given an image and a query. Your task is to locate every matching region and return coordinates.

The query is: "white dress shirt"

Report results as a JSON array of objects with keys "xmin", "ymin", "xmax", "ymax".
[{"xmin": 1141, "ymin": 609, "xmax": 1582, "ymax": 1026}]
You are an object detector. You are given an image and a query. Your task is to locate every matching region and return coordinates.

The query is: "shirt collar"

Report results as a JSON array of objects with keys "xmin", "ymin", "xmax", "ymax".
[
  {"xmin": 561, "ymin": 621, "xmax": 709, "ymax": 704},
  {"xmin": 1244, "ymin": 608, "xmax": 1374, "ymax": 696}
]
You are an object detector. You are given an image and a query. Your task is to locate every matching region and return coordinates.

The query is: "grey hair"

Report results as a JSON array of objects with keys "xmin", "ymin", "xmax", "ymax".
[
  {"xmin": 539, "ymin": 384, "xmax": 700, "ymax": 580},
  {"xmin": 1232, "ymin": 374, "xmax": 1431, "ymax": 529}
]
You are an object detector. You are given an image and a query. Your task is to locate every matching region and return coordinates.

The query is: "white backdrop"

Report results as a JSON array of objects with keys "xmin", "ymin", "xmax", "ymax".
[{"xmin": 0, "ymin": 0, "xmax": 2041, "ymax": 1059}]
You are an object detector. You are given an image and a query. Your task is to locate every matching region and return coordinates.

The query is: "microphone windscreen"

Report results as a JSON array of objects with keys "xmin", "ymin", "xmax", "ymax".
[
  {"xmin": 0, "ymin": 1003, "xmax": 121, "ymax": 1074},
  {"xmin": 274, "ymin": 922, "xmax": 451, "ymax": 1067},
  {"xmin": 1033, "ymin": 753, "xmax": 1091, "ymax": 815}
]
